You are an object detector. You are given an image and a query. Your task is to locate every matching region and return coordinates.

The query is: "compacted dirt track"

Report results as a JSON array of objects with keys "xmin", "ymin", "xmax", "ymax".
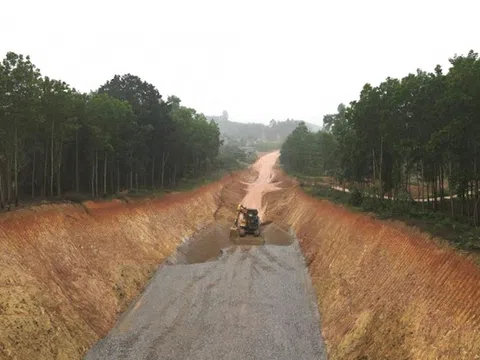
[{"xmin": 85, "ymin": 151, "xmax": 327, "ymax": 360}]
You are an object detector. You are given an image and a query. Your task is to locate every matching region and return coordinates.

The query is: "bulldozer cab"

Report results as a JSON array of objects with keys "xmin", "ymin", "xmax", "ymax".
[
  {"xmin": 245, "ymin": 209, "xmax": 259, "ymax": 228},
  {"xmin": 234, "ymin": 207, "xmax": 260, "ymax": 236}
]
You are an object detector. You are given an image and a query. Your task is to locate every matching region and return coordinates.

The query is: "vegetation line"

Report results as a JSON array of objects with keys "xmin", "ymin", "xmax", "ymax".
[
  {"xmin": 0, "ymin": 52, "xmax": 254, "ymax": 210},
  {"xmin": 280, "ymin": 49, "xmax": 480, "ymax": 252}
]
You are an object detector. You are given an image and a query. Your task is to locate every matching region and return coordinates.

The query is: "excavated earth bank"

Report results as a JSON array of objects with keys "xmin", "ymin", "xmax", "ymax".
[
  {"xmin": 85, "ymin": 151, "xmax": 327, "ymax": 360},
  {"xmin": 0, "ymin": 170, "xmax": 249, "ymax": 360},
  {"xmin": 264, "ymin": 169, "xmax": 480, "ymax": 360}
]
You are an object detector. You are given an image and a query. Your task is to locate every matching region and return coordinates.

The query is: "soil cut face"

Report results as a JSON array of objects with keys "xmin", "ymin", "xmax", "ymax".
[
  {"xmin": 85, "ymin": 152, "xmax": 327, "ymax": 360},
  {"xmin": 264, "ymin": 168, "xmax": 480, "ymax": 360},
  {"xmin": 0, "ymin": 171, "xmax": 248, "ymax": 360}
]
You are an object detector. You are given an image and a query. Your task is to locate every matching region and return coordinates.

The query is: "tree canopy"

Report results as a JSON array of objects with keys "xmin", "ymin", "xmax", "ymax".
[
  {"xmin": 281, "ymin": 49, "xmax": 480, "ymax": 226},
  {"xmin": 0, "ymin": 51, "xmax": 239, "ymax": 208}
]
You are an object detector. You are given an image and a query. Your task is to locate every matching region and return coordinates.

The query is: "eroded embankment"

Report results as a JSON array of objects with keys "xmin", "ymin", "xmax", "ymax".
[
  {"xmin": 264, "ymin": 173, "xmax": 480, "ymax": 360},
  {"xmin": 0, "ymin": 171, "xmax": 249, "ymax": 360}
]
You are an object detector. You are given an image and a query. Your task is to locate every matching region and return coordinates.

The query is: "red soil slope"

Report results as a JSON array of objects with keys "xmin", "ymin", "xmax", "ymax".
[
  {"xmin": 264, "ymin": 173, "xmax": 480, "ymax": 360},
  {"xmin": 0, "ymin": 172, "xmax": 247, "ymax": 360}
]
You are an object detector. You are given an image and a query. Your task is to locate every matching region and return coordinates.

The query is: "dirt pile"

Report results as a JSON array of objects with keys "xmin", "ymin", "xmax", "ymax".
[
  {"xmin": 264, "ymin": 172, "xmax": 480, "ymax": 359},
  {"xmin": 0, "ymin": 171, "xmax": 248, "ymax": 360}
]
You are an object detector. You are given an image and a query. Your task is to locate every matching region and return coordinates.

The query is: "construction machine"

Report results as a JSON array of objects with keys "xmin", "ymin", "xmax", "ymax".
[{"xmin": 231, "ymin": 204, "xmax": 261, "ymax": 238}]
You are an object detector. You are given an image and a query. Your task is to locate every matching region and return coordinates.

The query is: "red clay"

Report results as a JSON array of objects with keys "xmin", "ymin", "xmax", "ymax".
[
  {"xmin": 264, "ymin": 174, "xmax": 480, "ymax": 360},
  {"xmin": 240, "ymin": 151, "xmax": 281, "ymax": 219},
  {"xmin": 0, "ymin": 172, "xmax": 245, "ymax": 360}
]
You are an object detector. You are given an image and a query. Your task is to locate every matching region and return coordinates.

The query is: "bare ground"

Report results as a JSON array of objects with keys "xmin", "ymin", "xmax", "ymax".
[
  {"xmin": 0, "ymin": 172, "xmax": 247, "ymax": 360},
  {"xmin": 84, "ymin": 151, "xmax": 327, "ymax": 359}
]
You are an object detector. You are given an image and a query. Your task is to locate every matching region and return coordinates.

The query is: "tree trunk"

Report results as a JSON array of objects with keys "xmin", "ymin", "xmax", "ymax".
[
  {"xmin": 32, "ymin": 138, "xmax": 36, "ymax": 198},
  {"xmin": 14, "ymin": 123, "xmax": 18, "ymax": 206},
  {"xmin": 129, "ymin": 154, "xmax": 133, "ymax": 189},
  {"xmin": 103, "ymin": 154, "xmax": 108, "ymax": 196},
  {"xmin": 56, "ymin": 133, "xmax": 63, "ymax": 197},
  {"xmin": 6, "ymin": 158, "xmax": 11, "ymax": 204},
  {"xmin": 161, "ymin": 151, "xmax": 169, "ymax": 189},
  {"xmin": 43, "ymin": 142, "xmax": 47, "ymax": 197},
  {"xmin": 407, "ymin": 166, "xmax": 411, "ymax": 197},
  {"xmin": 441, "ymin": 166, "xmax": 445, "ymax": 211},
  {"xmin": 426, "ymin": 181, "xmax": 430, "ymax": 208},
  {"xmin": 449, "ymin": 162, "xmax": 454, "ymax": 218},
  {"xmin": 135, "ymin": 172, "xmax": 138, "ymax": 192},
  {"xmin": 421, "ymin": 161, "xmax": 425, "ymax": 210},
  {"xmin": 95, "ymin": 150, "xmax": 99, "ymax": 197},
  {"xmin": 467, "ymin": 182, "xmax": 471, "ymax": 218},
  {"xmin": 416, "ymin": 172, "xmax": 420, "ymax": 202},
  {"xmin": 116, "ymin": 160, "xmax": 120, "ymax": 193},
  {"xmin": 75, "ymin": 128, "xmax": 79, "ymax": 193},
  {"xmin": 379, "ymin": 139, "xmax": 383, "ymax": 199},
  {"xmin": 110, "ymin": 159, "xmax": 114, "ymax": 195},
  {"xmin": 475, "ymin": 159, "xmax": 479, "ymax": 226},
  {"xmin": 151, "ymin": 155, "xmax": 155, "ymax": 189},
  {"xmin": 0, "ymin": 172, "xmax": 4, "ymax": 209},
  {"xmin": 50, "ymin": 120, "xmax": 55, "ymax": 197},
  {"xmin": 172, "ymin": 163, "xmax": 177, "ymax": 186},
  {"xmin": 91, "ymin": 160, "xmax": 95, "ymax": 197},
  {"xmin": 432, "ymin": 164, "xmax": 438, "ymax": 212}
]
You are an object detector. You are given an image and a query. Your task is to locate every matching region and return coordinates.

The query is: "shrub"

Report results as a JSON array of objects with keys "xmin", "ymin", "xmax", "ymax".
[{"xmin": 349, "ymin": 189, "xmax": 363, "ymax": 207}]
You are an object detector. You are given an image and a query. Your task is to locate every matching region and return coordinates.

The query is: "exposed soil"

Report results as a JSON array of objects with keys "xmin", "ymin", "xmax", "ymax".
[
  {"xmin": 239, "ymin": 150, "xmax": 282, "ymax": 220},
  {"xmin": 3, "ymin": 154, "xmax": 479, "ymax": 360},
  {"xmin": 264, "ymin": 168, "xmax": 480, "ymax": 360},
  {"xmin": 0, "ymin": 171, "xmax": 249, "ymax": 360},
  {"xmin": 84, "ymin": 152, "xmax": 326, "ymax": 359}
]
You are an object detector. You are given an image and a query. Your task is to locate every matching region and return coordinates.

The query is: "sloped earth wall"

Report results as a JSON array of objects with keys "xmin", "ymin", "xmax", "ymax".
[
  {"xmin": 0, "ymin": 171, "xmax": 249, "ymax": 360},
  {"xmin": 263, "ymin": 174, "xmax": 480, "ymax": 360}
]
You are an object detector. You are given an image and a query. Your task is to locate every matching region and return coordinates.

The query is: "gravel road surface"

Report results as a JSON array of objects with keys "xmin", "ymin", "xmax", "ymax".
[{"xmin": 85, "ymin": 238, "xmax": 326, "ymax": 359}]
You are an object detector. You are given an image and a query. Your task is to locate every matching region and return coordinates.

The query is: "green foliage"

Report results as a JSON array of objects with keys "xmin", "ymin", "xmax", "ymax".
[
  {"xmin": 0, "ymin": 52, "xmax": 230, "ymax": 207},
  {"xmin": 210, "ymin": 114, "xmax": 320, "ymax": 148},
  {"xmin": 349, "ymin": 189, "xmax": 363, "ymax": 207},
  {"xmin": 214, "ymin": 143, "xmax": 255, "ymax": 171},
  {"xmin": 281, "ymin": 49, "xmax": 480, "ymax": 232},
  {"xmin": 280, "ymin": 122, "xmax": 338, "ymax": 176},
  {"xmin": 282, "ymin": 49, "xmax": 480, "ymax": 250}
]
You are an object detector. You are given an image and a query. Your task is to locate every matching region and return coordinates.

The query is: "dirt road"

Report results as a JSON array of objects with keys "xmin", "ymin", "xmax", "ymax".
[
  {"xmin": 85, "ymin": 152, "xmax": 327, "ymax": 360},
  {"xmin": 240, "ymin": 151, "xmax": 281, "ymax": 219}
]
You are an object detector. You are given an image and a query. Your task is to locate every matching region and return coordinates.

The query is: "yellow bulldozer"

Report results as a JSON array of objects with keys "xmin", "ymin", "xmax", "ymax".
[{"xmin": 231, "ymin": 204, "xmax": 261, "ymax": 238}]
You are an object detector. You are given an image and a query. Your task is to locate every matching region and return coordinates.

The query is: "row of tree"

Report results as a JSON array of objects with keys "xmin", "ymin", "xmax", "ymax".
[
  {"xmin": 0, "ymin": 51, "xmax": 225, "ymax": 208},
  {"xmin": 281, "ymin": 50, "xmax": 480, "ymax": 225}
]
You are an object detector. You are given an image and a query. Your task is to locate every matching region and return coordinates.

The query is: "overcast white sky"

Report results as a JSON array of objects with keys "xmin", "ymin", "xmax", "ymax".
[{"xmin": 1, "ymin": 0, "xmax": 478, "ymax": 125}]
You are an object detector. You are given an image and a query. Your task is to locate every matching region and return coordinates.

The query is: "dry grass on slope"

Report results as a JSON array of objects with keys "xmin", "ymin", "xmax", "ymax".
[
  {"xmin": 0, "ymin": 172, "xmax": 248, "ymax": 360},
  {"xmin": 264, "ymin": 181, "xmax": 480, "ymax": 360}
]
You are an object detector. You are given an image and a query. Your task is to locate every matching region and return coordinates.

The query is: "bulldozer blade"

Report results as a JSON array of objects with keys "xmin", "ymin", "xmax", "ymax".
[
  {"xmin": 229, "ymin": 227, "xmax": 238, "ymax": 240},
  {"xmin": 232, "ymin": 235, "xmax": 265, "ymax": 246}
]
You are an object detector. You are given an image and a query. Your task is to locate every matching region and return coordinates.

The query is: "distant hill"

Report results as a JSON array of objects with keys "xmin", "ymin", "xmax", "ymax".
[{"xmin": 206, "ymin": 111, "xmax": 321, "ymax": 146}]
